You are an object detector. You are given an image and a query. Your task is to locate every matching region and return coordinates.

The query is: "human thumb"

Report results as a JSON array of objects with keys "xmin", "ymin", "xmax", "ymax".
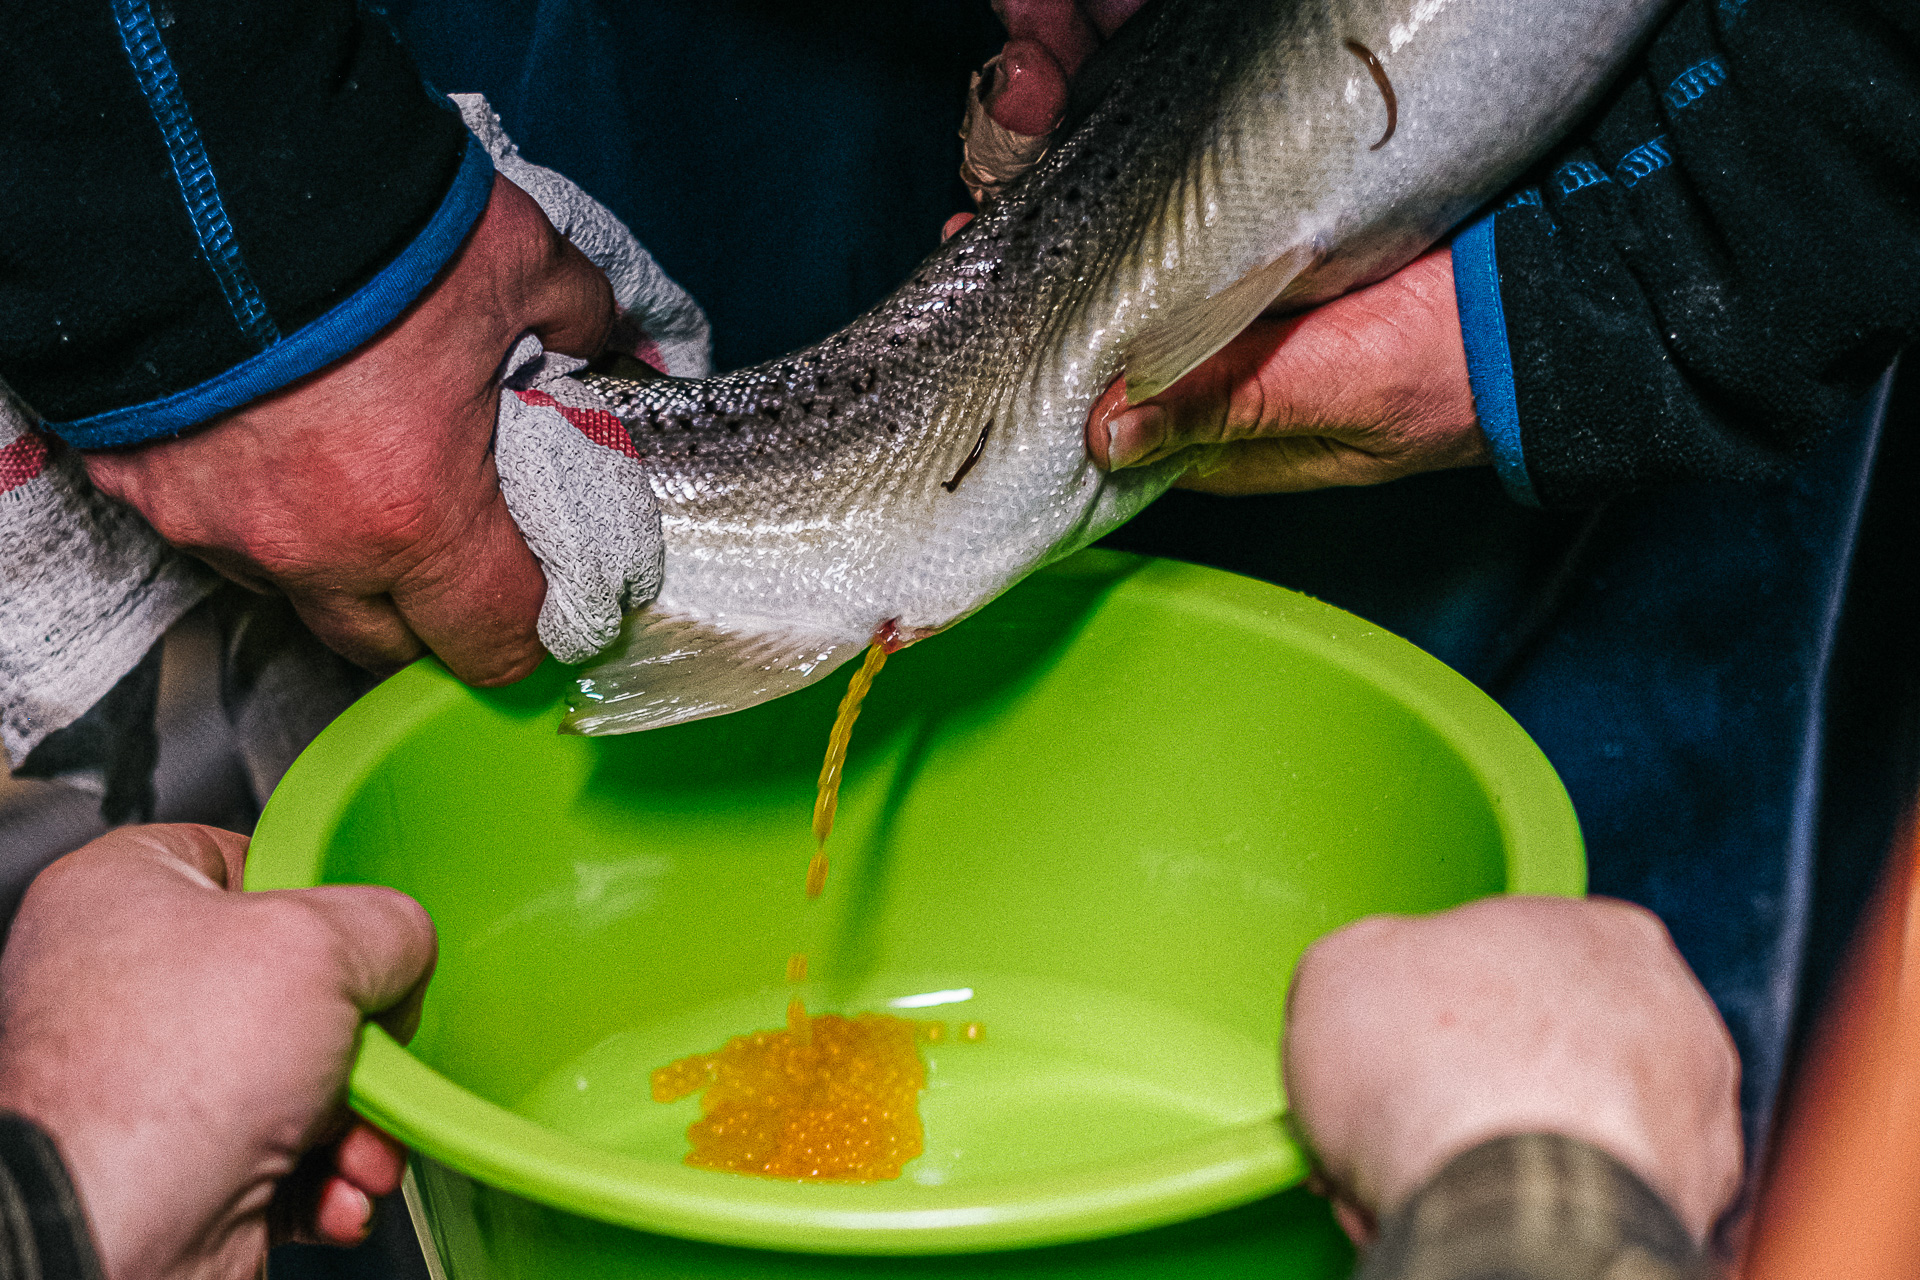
[{"xmin": 283, "ymin": 885, "xmax": 438, "ymax": 1043}]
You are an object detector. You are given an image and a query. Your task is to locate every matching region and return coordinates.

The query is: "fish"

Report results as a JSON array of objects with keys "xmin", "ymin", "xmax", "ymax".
[{"xmin": 565, "ymin": 0, "xmax": 1667, "ymax": 735}]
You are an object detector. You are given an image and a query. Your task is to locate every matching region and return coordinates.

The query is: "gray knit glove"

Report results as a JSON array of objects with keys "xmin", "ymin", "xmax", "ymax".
[{"xmin": 455, "ymin": 95, "xmax": 711, "ymax": 663}]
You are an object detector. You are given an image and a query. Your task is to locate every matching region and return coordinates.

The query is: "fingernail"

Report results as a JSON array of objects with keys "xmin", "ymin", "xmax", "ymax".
[
  {"xmin": 1105, "ymin": 405, "xmax": 1164, "ymax": 469},
  {"xmin": 991, "ymin": 41, "xmax": 1067, "ymax": 136}
]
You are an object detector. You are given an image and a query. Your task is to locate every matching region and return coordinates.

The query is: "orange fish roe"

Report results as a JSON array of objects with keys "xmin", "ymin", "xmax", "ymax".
[
  {"xmin": 807, "ymin": 642, "xmax": 889, "ymax": 898},
  {"xmin": 650, "ymin": 1000, "xmax": 927, "ymax": 1181}
]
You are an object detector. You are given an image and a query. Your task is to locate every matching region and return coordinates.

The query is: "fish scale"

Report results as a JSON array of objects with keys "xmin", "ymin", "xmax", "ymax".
[{"xmin": 567, "ymin": 0, "xmax": 1667, "ymax": 735}]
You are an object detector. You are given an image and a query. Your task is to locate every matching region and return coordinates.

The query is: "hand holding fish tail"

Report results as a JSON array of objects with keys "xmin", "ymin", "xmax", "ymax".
[
  {"xmin": 1087, "ymin": 248, "xmax": 1489, "ymax": 495},
  {"xmin": 962, "ymin": 0, "xmax": 1149, "ymax": 201}
]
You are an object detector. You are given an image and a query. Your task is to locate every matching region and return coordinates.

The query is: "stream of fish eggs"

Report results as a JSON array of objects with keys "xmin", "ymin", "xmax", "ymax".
[{"xmin": 652, "ymin": 641, "xmax": 980, "ymax": 1181}]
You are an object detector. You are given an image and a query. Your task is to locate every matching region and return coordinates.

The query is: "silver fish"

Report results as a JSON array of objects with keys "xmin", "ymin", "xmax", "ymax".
[{"xmin": 567, "ymin": 0, "xmax": 1665, "ymax": 734}]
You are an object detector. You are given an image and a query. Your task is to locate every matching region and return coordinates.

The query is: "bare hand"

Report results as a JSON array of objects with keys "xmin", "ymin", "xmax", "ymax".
[
  {"xmin": 1282, "ymin": 896, "xmax": 1742, "ymax": 1246},
  {"xmin": 0, "ymin": 825, "xmax": 437, "ymax": 1280},
  {"xmin": 83, "ymin": 175, "xmax": 615, "ymax": 686},
  {"xmin": 1087, "ymin": 248, "xmax": 1488, "ymax": 493},
  {"xmin": 962, "ymin": 7, "xmax": 1487, "ymax": 496}
]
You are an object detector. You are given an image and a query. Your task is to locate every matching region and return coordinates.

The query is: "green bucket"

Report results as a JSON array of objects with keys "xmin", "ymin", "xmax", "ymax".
[{"xmin": 246, "ymin": 551, "xmax": 1582, "ymax": 1278}]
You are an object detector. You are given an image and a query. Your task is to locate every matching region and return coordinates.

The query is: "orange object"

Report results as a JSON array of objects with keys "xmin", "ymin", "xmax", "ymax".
[
  {"xmin": 786, "ymin": 952, "xmax": 809, "ymax": 984},
  {"xmin": 805, "ymin": 850, "xmax": 829, "ymax": 900},
  {"xmin": 811, "ymin": 642, "xmax": 889, "ymax": 869},
  {"xmin": 1742, "ymin": 804, "xmax": 1920, "ymax": 1278},
  {"xmin": 651, "ymin": 999, "xmax": 927, "ymax": 1181}
]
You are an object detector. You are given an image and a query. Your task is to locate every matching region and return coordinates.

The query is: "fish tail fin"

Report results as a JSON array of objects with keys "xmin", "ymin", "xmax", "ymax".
[
  {"xmin": 1122, "ymin": 245, "xmax": 1314, "ymax": 403},
  {"xmin": 562, "ymin": 608, "xmax": 862, "ymax": 735}
]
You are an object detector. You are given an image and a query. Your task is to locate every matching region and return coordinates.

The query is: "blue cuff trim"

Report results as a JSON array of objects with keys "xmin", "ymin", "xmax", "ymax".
[
  {"xmin": 48, "ymin": 135, "xmax": 495, "ymax": 449},
  {"xmin": 1451, "ymin": 212, "xmax": 1539, "ymax": 507}
]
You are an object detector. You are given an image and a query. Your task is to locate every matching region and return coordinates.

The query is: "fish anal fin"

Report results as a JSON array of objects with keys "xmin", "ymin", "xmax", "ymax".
[
  {"xmin": 563, "ymin": 608, "xmax": 861, "ymax": 735},
  {"xmin": 1123, "ymin": 246, "xmax": 1315, "ymax": 404}
]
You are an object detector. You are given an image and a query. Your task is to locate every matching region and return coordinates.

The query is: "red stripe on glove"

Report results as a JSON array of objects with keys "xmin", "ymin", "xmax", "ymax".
[
  {"xmin": 0, "ymin": 432, "xmax": 49, "ymax": 494},
  {"xmin": 630, "ymin": 338, "xmax": 666, "ymax": 374},
  {"xmin": 513, "ymin": 389, "xmax": 643, "ymax": 462}
]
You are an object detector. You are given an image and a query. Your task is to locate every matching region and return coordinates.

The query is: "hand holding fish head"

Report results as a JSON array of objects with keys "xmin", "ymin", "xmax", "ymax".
[
  {"xmin": 1088, "ymin": 247, "xmax": 1489, "ymax": 495},
  {"xmin": 967, "ymin": 2, "xmax": 1490, "ymax": 499}
]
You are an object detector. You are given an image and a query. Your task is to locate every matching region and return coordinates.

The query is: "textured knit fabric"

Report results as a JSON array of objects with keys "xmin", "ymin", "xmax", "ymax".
[
  {"xmin": 0, "ymin": 1115, "xmax": 105, "ymax": 1280},
  {"xmin": 456, "ymin": 94, "xmax": 705, "ymax": 663},
  {"xmin": 0, "ymin": 0, "xmax": 482, "ymax": 445},
  {"xmin": 1359, "ymin": 1134, "xmax": 1703, "ymax": 1280},
  {"xmin": 495, "ymin": 333, "xmax": 667, "ymax": 662},
  {"xmin": 1480, "ymin": 0, "xmax": 1919, "ymax": 508},
  {"xmin": 0, "ymin": 385, "xmax": 214, "ymax": 767}
]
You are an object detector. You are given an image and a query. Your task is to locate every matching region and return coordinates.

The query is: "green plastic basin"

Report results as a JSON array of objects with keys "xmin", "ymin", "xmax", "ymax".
[{"xmin": 245, "ymin": 550, "xmax": 1582, "ymax": 1273}]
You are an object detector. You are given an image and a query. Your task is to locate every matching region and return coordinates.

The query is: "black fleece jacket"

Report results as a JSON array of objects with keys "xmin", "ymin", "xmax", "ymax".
[
  {"xmin": 0, "ymin": 0, "xmax": 477, "ymax": 447},
  {"xmin": 1476, "ymin": 0, "xmax": 1920, "ymax": 507}
]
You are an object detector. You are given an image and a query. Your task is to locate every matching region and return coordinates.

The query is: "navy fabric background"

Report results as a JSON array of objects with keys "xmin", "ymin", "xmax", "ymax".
[{"xmin": 389, "ymin": 0, "xmax": 1002, "ymax": 372}]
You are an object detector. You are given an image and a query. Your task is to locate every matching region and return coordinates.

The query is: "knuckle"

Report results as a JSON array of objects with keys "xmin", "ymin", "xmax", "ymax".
[
  {"xmin": 246, "ymin": 896, "xmax": 345, "ymax": 975},
  {"xmin": 1232, "ymin": 373, "xmax": 1277, "ymax": 440},
  {"xmin": 456, "ymin": 639, "xmax": 544, "ymax": 688},
  {"xmin": 80, "ymin": 453, "xmax": 132, "ymax": 502}
]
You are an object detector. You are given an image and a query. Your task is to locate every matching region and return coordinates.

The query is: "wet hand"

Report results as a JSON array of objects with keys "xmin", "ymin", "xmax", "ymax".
[
  {"xmin": 1281, "ymin": 896, "xmax": 1743, "ymax": 1247},
  {"xmin": 0, "ymin": 825, "xmax": 438, "ymax": 1280},
  {"xmin": 1086, "ymin": 247, "xmax": 1489, "ymax": 493},
  {"xmin": 82, "ymin": 175, "xmax": 615, "ymax": 686}
]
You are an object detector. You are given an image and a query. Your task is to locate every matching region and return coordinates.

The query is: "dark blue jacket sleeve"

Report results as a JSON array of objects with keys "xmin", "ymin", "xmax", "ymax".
[
  {"xmin": 0, "ymin": 0, "xmax": 494, "ymax": 448},
  {"xmin": 1452, "ymin": 0, "xmax": 1920, "ymax": 509},
  {"xmin": 0, "ymin": 1115, "xmax": 104, "ymax": 1280}
]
